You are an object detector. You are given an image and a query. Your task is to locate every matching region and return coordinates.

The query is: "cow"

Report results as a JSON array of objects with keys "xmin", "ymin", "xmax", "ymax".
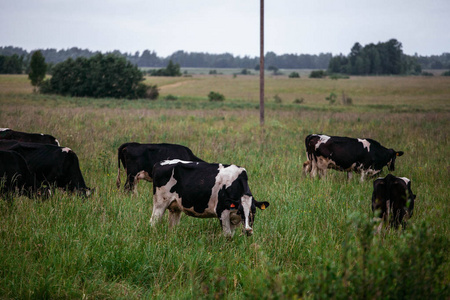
[
  {"xmin": 0, "ymin": 128, "xmax": 60, "ymax": 146},
  {"xmin": 116, "ymin": 142, "xmax": 204, "ymax": 191},
  {"xmin": 0, "ymin": 140, "xmax": 91, "ymax": 196},
  {"xmin": 303, "ymin": 134, "xmax": 404, "ymax": 181},
  {"xmin": 372, "ymin": 174, "xmax": 416, "ymax": 231},
  {"xmin": 150, "ymin": 160, "xmax": 270, "ymax": 237},
  {"xmin": 0, "ymin": 150, "xmax": 36, "ymax": 198}
]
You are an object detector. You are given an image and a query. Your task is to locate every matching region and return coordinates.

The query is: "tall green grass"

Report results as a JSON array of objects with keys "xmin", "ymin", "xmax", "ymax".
[{"xmin": 0, "ymin": 75, "xmax": 449, "ymax": 298}]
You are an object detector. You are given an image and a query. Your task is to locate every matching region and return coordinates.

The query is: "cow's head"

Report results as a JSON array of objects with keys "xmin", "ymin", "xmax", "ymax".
[
  {"xmin": 387, "ymin": 149, "xmax": 404, "ymax": 171},
  {"xmin": 227, "ymin": 195, "xmax": 269, "ymax": 236}
]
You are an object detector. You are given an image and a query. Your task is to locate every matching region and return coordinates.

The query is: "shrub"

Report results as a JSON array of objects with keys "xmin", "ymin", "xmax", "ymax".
[
  {"xmin": 309, "ymin": 70, "xmax": 327, "ymax": 78},
  {"xmin": 208, "ymin": 91, "xmax": 225, "ymax": 101},
  {"xmin": 40, "ymin": 53, "xmax": 149, "ymax": 99},
  {"xmin": 325, "ymin": 92, "xmax": 337, "ymax": 104},
  {"xmin": 145, "ymin": 85, "xmax": 159, "ymax": 100},
  {"xmin": 149, "ymin": 60, "xmax": 181, "ymax": 77},
  {"xmin": 209, "ymin": 70, "xmax": 217, "ymax": 75},
  {"xmin": 288, "ymin": 72, "xmax": 300, "ymax": 78},
  {"xmin": 273, "ymin": 94, "xmax": 282, "ymax": 103},
  {"xmin": 421, "ymin": 71, "xmax": 434, "ymax": 76},
  {"xmin": 293, "ymin": 97, "xmax": 304, "ymax": 104},
  {"xmin": 441, "ymin": 70, "xmax": 450, "ymax": 76},
  {"xmin": 164, "ymin": 94, "xmax": 178, "ymax": 101}
]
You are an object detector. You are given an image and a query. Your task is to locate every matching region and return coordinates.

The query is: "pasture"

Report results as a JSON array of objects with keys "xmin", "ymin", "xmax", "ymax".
[{"xmin": 0, "ymin": 73, "xmax": 449, "ymax": 299}]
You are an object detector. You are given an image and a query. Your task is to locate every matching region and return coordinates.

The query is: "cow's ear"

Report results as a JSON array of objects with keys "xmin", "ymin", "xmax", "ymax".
[
  {"xmin": 396, "ymin": 151, "xmax": 404, "ymax": 157},
  {"xmin": 255, "ymin": 200, "xmax": 270, "ymax": 210}
]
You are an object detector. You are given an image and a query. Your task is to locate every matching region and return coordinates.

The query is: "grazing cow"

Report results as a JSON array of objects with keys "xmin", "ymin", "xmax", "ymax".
[
  {"xmin": 0, "ymin": 128, "xmax": 60, "ymax": 146},
  {"xmin": 372, "ymin": 174, "xmax": 416, "ymax": 231},
  {"xmin": 0, "ymin": 140, "xmax": 91, "ymax": 196},
  {"xmin": 150, "ymin": 160, "xmax": 270, "ymax": 237},
  {"xmin": 0, "ymin": 150, "xmax": 35, "ymax": 197},
  {"xmin": 116, "ymin": 142, "xmax": 204, "ymax": 191},
  {"xmin": 303, "ymin": 134, "xmax": 404, "ymax": 181}
]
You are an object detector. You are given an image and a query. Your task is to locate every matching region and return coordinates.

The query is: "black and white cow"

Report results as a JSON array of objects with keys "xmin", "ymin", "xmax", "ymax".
[
  {"xmin": 116, "ymin": 142, "xmax": 204, "ymax": 191},
  {"xmin": 150, "ymin": 160, "xmax": 270, "ymax": 237},
  {"xmin": 0, "ymin": 140, "xmax": 91, "ymax": 196},
  {"xmin": 0, "ymin": 150, "xmax": 36, "ymax": 197},
  {"xmin": 303, "ymin": 134, "xmax": 404, "ymax": 181},
  {"xmin": 0, "ymin": 128, "xmax": 60, "ymax": 146},
  {"xmin": 372, "ymin": 174, "xmax": 416, "ymax": 231}
]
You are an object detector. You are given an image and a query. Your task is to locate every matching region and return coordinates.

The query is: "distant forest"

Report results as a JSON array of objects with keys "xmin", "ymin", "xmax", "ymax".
[
  {"xmin": 0, "ymin": 44, "xmax": 449, "ymax": 73},
  {"xmin": 0, "ymin": 46, "xmax": 332, "ymax": 70}
]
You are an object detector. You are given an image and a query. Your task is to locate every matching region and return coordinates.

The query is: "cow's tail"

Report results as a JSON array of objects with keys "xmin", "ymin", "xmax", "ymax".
[{"xmin": 116, "ymin": 144, "xmax": 127, "ymax": 189}]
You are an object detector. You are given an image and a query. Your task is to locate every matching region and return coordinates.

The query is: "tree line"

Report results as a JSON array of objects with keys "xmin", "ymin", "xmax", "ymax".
[
  {"xmin": 1, "ymin": 42, "xmax": 449, "ymax": 75},
  {"xmin": 328, "ymin": 39, "xmax": 424, "ymax": 75},
  {"xmin": 0, "ymin": 46, "xmax": 332, "ymax": 70}
]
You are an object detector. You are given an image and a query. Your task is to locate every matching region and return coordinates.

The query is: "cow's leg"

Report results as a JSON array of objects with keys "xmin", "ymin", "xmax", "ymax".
[
  {"xmin": 168, "ymin": 201, "xmax": 182, "ymax": 228},
  {"xmin": 220, "ymin": 210, "xmax": 234, "ymax": 237},
  {"xmin": 124, "ymin": 171, "xmax": 135, "ymax": 191},
  {"xmin": 316, "ymin": 157, "xmax": 328, "ymax": 178},
  {"xmin": 150, "ymin": 192, "xmax": 170, "ymax": 226},
  {"xmin": 347, "ymin": 172, "xmax": 353, "ymax": 180}
]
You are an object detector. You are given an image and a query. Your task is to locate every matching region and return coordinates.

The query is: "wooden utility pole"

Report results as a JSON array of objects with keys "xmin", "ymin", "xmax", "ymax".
[{"xmin": 259, "ymin": 0, "xmax": 264, "ymax": 126}]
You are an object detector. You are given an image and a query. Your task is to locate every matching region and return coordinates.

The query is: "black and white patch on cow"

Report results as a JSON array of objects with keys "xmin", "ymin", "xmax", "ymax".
[
  {"xmin": 372, "ymin": 174, "xmax": 416, "ymax": 232},
  {"xmin": 0, "ymin": 128, "xmax": 60, "ymax": 146},
  {"xmin": 303, "ymin": 134, "xmax": 404, "ymax": 181},
  {"xmin": 150, "ymin": 161, "xmax": 269, "ymax": 237},
  {"xmin": 116, "ymin": 142, "xmax": 205, "ymax": 192}
]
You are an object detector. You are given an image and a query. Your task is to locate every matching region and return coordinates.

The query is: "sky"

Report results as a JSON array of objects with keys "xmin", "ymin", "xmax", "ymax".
[{"xmin": 1, "ymin": 0, "xmax": 449, "ymax": 57}]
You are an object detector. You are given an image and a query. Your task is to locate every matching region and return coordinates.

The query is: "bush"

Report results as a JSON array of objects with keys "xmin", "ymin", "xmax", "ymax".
[
  {"xmin": 421, "ymin": 71, "xmax": 434, "ymax": 76},
  {"xmin": 288, "ymin": 72, "xmax": 300, "ymax": 78},
  {"xmin": 145, "ymin": 85, "xmax": 159, "ymax": 100},
  {"xmin": 40, "ymin": 53, "xmax": 149, "ymax": 99},
  {"xmin": 325, "ymin": 92, "xmax": 337, "ymax": 104},
  {"xmin": 164, "ymin": 94, "xmax": 178, "ymax": 101},
  {"xmin": 293, "ymin": 97, "xmax": 304, "ymax": 104},
  {"xmin": 273, "ymin": 94, "xmax": 282, "ymax": 103},
  {"xmin": 149, "ymin": 60, "xmax": 181, "ymax": 77},
  {"xmin": 441, "ymin": 70, "xmax": 450, "ymax": 76},
  {"xmin": 309, "ymin": 70, "xmax": 327, "ymax": 78},
  {"xmin": 208, "ymin": 91, "xmax": 225, "ymax": 101}
]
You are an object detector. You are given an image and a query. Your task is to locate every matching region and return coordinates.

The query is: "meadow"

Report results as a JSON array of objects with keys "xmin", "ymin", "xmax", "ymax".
[{"xmin": 0, "ymin": 73, "xmax": 449, "ymax": 299}]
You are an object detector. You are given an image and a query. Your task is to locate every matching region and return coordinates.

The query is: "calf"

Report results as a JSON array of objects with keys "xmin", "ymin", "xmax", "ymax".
[
  {"xmin": 0, "ymin": 140, "xmax": 91, "ymax": 196},
  {"xmin": 372, "ymin": 174, "xmax": 416, "ymax": 230},
  {"xmin": 150, "ymin": 160, "xmax": 269, "ymax": 237},
  {"xmin": 116, "ymin": 142, "xmax": 204, "ymax": 191},
  {"xmin": 0, "ymin": 128, "xmax": 60, "ymax": 146},
  {"xmin": 304, "ymin": 134, "xmax": 404, "ymax": 181},
  {"xmin": 0, "ymin": 150, "xmax": 35, "ymax": 197}
]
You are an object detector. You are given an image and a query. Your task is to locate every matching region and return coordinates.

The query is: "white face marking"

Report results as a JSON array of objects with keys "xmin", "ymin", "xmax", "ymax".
[
  {"xmin": 0, "ymin": 128, "xmax": 10, "ymax": 131},
  {"xmin": 40, "ymin": 133, "xmax": 44, "ymax": 136},
  {"xmin": 62, "ymin": 147, "xmax": 71, "ymax": 153},
  {"xmin": 315, "ymin": 135, "xmax": 331, "ymax": 150},
  {"xmin": 358, "ymin": 139, "xmax": 371, "ymax": 152},
  {"xmin": 160, "ymin": 159, "xmax": 195, "ymax": 165},
  {"xmin": 400, "ymin": 177, "xmax": 410, "ymax": 185}
]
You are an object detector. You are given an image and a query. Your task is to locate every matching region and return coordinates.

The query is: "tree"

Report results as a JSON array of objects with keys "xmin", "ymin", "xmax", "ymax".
[
  {"xmin": 28, "ymin": 51, "xmax": 47, "ymax": 89},
  {"xmin": 40, "ymin": 53, "xmax": 150, "ymax": 99}
]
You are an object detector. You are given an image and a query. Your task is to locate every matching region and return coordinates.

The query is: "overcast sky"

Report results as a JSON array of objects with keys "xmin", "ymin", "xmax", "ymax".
[{"xmin": 1, "ymin": 0, "xmax": 449, "ymax": 57}]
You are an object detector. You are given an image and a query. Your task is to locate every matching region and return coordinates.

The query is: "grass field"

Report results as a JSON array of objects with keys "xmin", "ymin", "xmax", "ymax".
[{"xmin": 0, "ymin": 74, "xmax": 449, "ymax": 299}]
